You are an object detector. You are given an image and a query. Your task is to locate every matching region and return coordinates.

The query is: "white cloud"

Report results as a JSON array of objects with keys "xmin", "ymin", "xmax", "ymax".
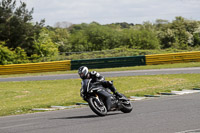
[{"xmin": 21, "ymin": 0, "xmax": 200, "ymax": 26}]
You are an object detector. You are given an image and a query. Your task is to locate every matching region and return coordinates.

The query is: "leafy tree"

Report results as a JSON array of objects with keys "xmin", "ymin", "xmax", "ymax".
[
  {"xmin": 14, "ymin": 47, "xmax": 29, "ymax": 64},
  {"xmin": 68, "ymin": 23, "xmax": 88, "ymax": 34},
  {"xmin": 122, "ymin": 29, "xmax": 160, "ymax": 49},
  {"xmin": 68, "ymin": 23, "xmax": 122, "ymax": 52},
  {"xmin": 0, "ymin": 0, "xmax": 44, "ymax": 56},
  {"xmin": 84, "ymin": 24, "xmax": 122, "ymax": 50},
  {"xmin": 68, "ymin": 30, "xmax": 88, "ymax": 52},
  {"xmin": 133, "ymin": 30, "xmax": 160, "ymax": 49},
  {"xmin": 109, "ymin": 22, "xmax": 134, "ymax": 29},
  {"xmin": 142, "ymin": 21, "xmax": 155, "ymax": 31},
  {"xmin": 157, "ymin": 28, "xmax": 176, "ymax": 48},
  {"xmin": 0, "ymin": 41, "xmax": 15, "ymax": 64},
  {"xmin": 48, "ymin": 28, "xmax": 70, "ymax": 52},
  {"xmin": 170, "ymin": 16, "xmax": 197, "ymax": 49},
  {"xmin": 0, "ymin": 41, "xmax": 29, "ymax": 65},
  {"xmin": 33, "ymin": 28, "xmax": 58, "ymax": 58},
  {"xmin": 193, "ymin": 28, "xmax": 200, "ymax": 46}
]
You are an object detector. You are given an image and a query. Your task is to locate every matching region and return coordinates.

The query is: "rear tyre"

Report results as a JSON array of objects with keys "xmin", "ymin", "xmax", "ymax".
[
  {"xmin": 120, "ymin": 100, "xmax": 133, "ymax": 113},
  {"xmin": 88, "ymin": 97, "xmax": 107, "ymax": 116}
]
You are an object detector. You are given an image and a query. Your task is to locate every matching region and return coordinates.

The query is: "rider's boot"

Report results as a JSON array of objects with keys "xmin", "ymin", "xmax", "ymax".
[
  {"xmin": 106, "ymin": 81, "xmax": 124, "ymax": 98},
  {"xmin": 109, "ymin": 85, "xmax": 123, "ymax": 98}
]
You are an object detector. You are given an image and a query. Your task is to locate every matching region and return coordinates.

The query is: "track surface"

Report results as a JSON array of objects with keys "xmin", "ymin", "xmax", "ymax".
[
  {"xmin": 0, "ymin": 93, "xmax": 200, "ymax": 133},
  {"xmin": 0, "ymin": 67, "xmax": 200, "ymax": 82}
]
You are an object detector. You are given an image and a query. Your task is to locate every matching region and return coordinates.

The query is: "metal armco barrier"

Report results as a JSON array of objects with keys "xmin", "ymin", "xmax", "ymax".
[
  {"xmin": 0, "ymin": 60, "xmax": 71, "ymax": 75},
  {"xmin": 71, "ymin": 56, "xmax": 146, "ymax": 70},
  {"xmin": 145, "ymin": 51, "xmax": 200, "ymax": 65},
  {"xmin": 0, "ymin": 51, "xmax": 200, "ymax": 75}
]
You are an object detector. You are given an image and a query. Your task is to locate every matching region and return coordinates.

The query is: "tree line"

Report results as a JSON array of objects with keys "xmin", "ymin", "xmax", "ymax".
[{"xmin": 0, "ymin": 0, "xmax": 200, "ymax": 65}]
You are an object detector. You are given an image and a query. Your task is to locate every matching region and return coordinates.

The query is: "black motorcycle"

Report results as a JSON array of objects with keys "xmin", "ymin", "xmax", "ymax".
[{"xmin": 80, "ymin": 79, "xmax": 133, "ymax": 116}]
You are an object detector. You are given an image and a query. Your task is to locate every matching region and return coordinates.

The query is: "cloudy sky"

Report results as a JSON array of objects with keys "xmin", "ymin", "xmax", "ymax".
[{"xmin": 21, "ymin": 0, "xmax": 200, "ymax": 26}]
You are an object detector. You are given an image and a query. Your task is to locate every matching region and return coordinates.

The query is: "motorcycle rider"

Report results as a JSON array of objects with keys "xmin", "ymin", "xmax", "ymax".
[{"xmin": 78, "ymin": 66, "xmax": 123, "ymax": 111}]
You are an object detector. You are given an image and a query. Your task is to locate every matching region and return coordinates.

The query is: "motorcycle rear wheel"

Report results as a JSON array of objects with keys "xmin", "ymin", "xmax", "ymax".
[
  {"xmin": 88, "ymin": 97, "xmax": 107, "ymax": 116},
  {"xmin": 120, "ymin": 100, "xmax": 133, "ymax": 113}
]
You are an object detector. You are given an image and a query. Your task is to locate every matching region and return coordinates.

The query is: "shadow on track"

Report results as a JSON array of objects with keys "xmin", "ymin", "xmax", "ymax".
[{"xmin": 51, "ymin": 112, "xmax": 122, "ymax": 120}]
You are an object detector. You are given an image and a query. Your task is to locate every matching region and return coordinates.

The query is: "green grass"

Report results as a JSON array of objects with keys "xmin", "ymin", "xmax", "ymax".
[
  {"xmin": 0, "ymin": 74, "xmax": 200, "ymax": 116},
  {"xmin": 1, "ymin": 62, "xmax": 200, "ymax": 78}
]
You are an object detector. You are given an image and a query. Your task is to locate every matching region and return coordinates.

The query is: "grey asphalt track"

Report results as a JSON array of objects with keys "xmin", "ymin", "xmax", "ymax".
[
  {"xmin": 0, "ymin": 67, "xmax": 200, "ymax": 82},
  {"xmin": 0, "ymin": 93, "xmax": 200, "ymax": 133}
]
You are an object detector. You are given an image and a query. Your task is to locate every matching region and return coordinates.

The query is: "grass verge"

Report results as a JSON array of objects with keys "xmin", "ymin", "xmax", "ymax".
[{"xmin": 0, "ymin": 73, "xmax": 200, "ymax": 116}]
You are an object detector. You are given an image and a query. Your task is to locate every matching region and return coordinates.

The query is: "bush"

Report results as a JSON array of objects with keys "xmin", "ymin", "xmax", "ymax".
[{"xmin": 0, "ymin": 42, "xmax": 16, "ymax": 65}]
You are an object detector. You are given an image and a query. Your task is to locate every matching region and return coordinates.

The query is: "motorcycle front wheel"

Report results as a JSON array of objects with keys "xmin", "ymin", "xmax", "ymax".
[{"xmin": 88, "ymin": 96, "xmax": 107, "ymax": 116}]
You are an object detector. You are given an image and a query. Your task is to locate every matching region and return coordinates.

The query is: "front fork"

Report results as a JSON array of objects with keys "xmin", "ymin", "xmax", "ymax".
[{"xmin": 95, "ymin": 94, "xmax": 103, "ymax": 106}]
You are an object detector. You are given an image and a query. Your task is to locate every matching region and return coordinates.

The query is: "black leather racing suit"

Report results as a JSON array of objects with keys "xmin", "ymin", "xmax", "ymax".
[
  {"xmin": 81, "ymin": 71, "xmax": 118, "ymax": 111},
  {"xmin": 89, "ymin": 71, "xmax": 118, "ymax": 93}
]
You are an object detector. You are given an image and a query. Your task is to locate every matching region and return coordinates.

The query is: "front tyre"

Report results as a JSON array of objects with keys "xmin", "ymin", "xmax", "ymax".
[{"xmin": 88, "ymin": 97, "xmax": 107, "ymax": 116}]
